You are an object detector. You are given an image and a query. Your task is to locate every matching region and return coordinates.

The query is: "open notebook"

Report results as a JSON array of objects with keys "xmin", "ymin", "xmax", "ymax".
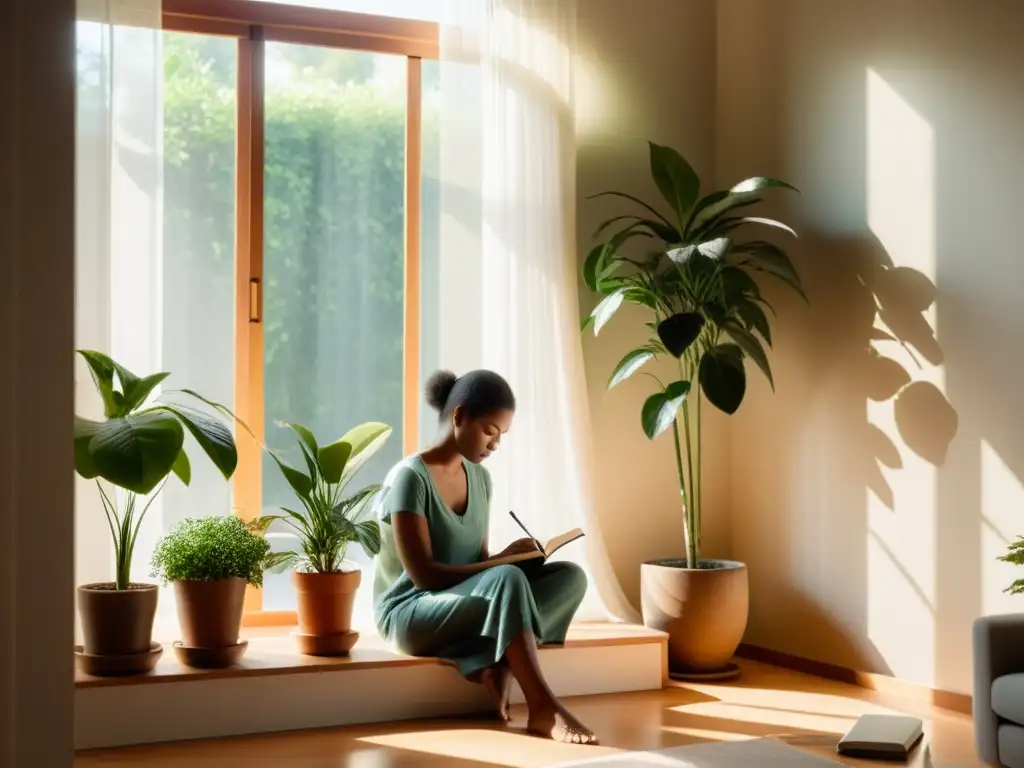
[{"xmin": 486, "ymin": 512, "xmax": 585, "ymax": 566}]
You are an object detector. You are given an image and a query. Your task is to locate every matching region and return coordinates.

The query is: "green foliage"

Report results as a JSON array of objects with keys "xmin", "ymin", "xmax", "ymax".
[
  {"xmin": 151, "ymin": 516, "xmax": 271, "ymax": 588},
  {"xmin": 74, "ymin": 350, "xmax": 238, "ymax": 589},
  {"xmin": 161, "ymin": 35, "xmax": 410, "ymax": 509},
  {"xmin": 1000, "ymin": 537, "xmax": 1024, "ymax": 595},
  {"xmin": 256, "ymin": 422, "xmax": 392, "ymax": 574},
  {"xmin": 583, "ymin": 142, "xmax": 805, "ymax": 568}
]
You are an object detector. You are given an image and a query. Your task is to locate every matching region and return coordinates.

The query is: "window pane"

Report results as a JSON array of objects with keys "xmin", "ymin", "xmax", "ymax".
[
  {"xmin": 160, "ymin": 30, "xmax": 238, "ymax": 534},
  {"xmin": 249, "ymin": 0, "xmax": 441, "ymax": 21},
  {"xmin": 74, "ymin": 27, "xmax": 237, "ymax": 628},
  {"xmin": 261, "ymin": 43, "xmax": 407, "ymax": 623}
]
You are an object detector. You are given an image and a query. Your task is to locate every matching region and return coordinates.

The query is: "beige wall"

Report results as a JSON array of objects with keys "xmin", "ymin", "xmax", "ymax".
[
  {"xmin": 0, "ymin": 1, "xmax": 77, "ymax": 765},
  {"xmin": 575, "ymin": 0, "xmax": 730, "ymax": 610},
  {"xmin": 718, "ymin": 0, "xmax": 1024, "ymax": 694}
]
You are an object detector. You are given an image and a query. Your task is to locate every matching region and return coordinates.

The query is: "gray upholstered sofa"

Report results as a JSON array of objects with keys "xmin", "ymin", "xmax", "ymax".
[{"xmin": 974, "ymin": 614, "xmax": 1024, "ymax": 767}]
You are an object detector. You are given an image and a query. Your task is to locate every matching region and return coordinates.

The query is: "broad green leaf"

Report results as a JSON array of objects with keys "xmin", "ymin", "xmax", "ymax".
[
  {"xmin": 249, "ymin": 515, "xmax": 278, "ymax": 534},
  {"xmin": 591, "ymin": 288, "xmax": 627, "ymax": 336},
  {"xmin": 725, "ymin": 321, "xmax": 775, "ymax": 389},
  {"xmin": 281, "ymin": 422, "xmax": 318, "ymax": 457},
  {"xmin": 77, "ymin": 350, "xmax": 120, "ymax": 418},
  {"xmin": 74, "ymin": 416, "xmax": 102, "ymax": 479},
  {"xmin": 726, "ymin": 216, "xmax": 798, "ymax": 239},
  {"xmin": 608, "ymin": 348, "xmax": 656, "ymax": 389},
  {"xmin": 89, "ymin": 411, "xmax": 185, "ymax": 495},
  {"xmin": 178, "ymin": 388, "xmax": 259, "ymax": 445},
  {"xmin": 582, "ymin": 244, "xmax": 605, "ymax": 292},
  {"xmin": 729, "ymin": 176, "xmax": 799, "ymax": 195},
  {"xmin": 733, "ymin": 241, "xmax": 808, "ymax": 303},
  {"xmin": 171, "ymin": 449, "xmax": 191, "ymax": 486},
  {"xmin": 667, "ymin": 237, "xmax": 731, "ymax": 264},
  {"xmin": 338, "ymin": 423, "xmax": 392, "ymax": 490},
  {"xmin": 354, "ymin": 520, "xmax": 381, "ymax": 555},
  {"xmin": 586, "ymin": 191, "xmax": 677, "ymax": 233},
  {"xmin": 657, "ymin": 312, "xmax": 705, "ymax": 357},
  {"xmin": 699, "ymin": 346, "xmax": 747, "ymax": 415},
  {"xmin": 580, "ymin": 314, "xmax": 595, "ymax": 334},
  {"xmin": 721, "ymin": 266, "xmax": 762, "ymax": 302},
  {"xmin": 687, "ymin": 176, "xmax": 797, "ymax": 234},
  {"xmin": 264, "ymin": 551, "xmax": 299, "ymax": 574},
  {"xmin": 649, "ymin": 142, "xmax": 700, "ymax": 224},
  {"xmin": 270, "ymin": 451, "xmax": 313, "ymax": 500},
  {"xmin": 594, "ymin": 214, "xmax": 676, "ymax": 244},
  {"xmin": 121, "ymin": 372, "xmax": 170, "ymax": 414},
  {"xmin": 623, "ymin": 287, "xmax": 660, "ymax": 310},
  {"xmin": 280, "ymin": 507, "xmax": 312, "ymax": 533},
  {"xmin": 318, "ymin": 439, "xmax": 354, "ymax": 484},
  {"xmin": 641, "ymin": 380, "xmax": 691, "ymax": 440},
  {"xmin": 735, "ymin": 300, "xmax": 772, "ymax": 347},
  {"xmin": 686, "ymin": 191, "xmax": 758, "ymax": 236},
  {"xmin": 154, "ymin": 404, "xmax": 237, "ymax": 479},
  {"xmin": 295, "ymin": 440, "xmax": 320, "ymax": 487}
]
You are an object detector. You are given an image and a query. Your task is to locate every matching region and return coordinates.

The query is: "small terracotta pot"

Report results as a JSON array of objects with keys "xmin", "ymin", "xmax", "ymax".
[
  {"xmin": 640, "ymin": 559, "xmax": 748, "ymax": 675},
  {"xmin": 293, "ymin": 568, "xmax": 360, "ymax": 636},
  {"xmin": 174, "ymin": 578, "xmax": 247, "ymax": 649},
  {"xmin": 78, "ymin": 582, "xmax": 159, "ymax": 657}
]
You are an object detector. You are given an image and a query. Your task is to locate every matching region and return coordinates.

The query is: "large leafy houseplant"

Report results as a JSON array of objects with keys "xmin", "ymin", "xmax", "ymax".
[
  {"xmin": 74, "ymin": 350, "xmax": 238, "ymax": 589},
  {"xmin": 257, "ymin": 422, "xmax": 392, "ymax": 574},
  {"xmin": 583, "ymin": 142, "xmax": 805, "ymax": 570}
]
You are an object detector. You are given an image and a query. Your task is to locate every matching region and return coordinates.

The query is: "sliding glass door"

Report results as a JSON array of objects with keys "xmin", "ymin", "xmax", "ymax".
[{"xmin": 259, "ymin": 43, "xmax": 407, "ymax": 617}]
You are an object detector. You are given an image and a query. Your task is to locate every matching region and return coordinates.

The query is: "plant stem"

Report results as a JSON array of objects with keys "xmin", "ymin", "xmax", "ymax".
[
  {"xmin": 671, "ymin": 420, "xmax": 697, "ymax": 569},
  {"xmin": 695, "ymin": 374, "xmax": 703, "ymax": 557}
]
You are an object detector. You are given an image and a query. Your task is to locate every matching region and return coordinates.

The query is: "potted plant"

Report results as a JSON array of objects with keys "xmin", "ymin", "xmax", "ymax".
[
  {"xmin": 257, "ymin": 421, "xmax": 391, "ymax": 656},
  {"xmin": 582, "ymin": 142, "xmax": 805, "ymax": 680},
  {"xmin": 1000, "ymin": 538, "xmax": 1024, "ymax": 594},
  {"xmin": 151, "ymin": 515, "xmax": 271, "ymax": 668},
  {"xmin": 74, "ymin": 350, "xmax": 237, "ymax": 675}
]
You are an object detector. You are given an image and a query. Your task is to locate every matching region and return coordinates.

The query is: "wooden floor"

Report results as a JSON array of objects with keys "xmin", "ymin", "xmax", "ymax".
[{"xmin": 76, "ymin": 658, "xmax": 986, "ymax": 767}]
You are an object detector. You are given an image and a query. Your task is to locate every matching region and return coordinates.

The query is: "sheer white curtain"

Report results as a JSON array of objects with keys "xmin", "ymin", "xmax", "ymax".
[
  {"xmin": 75, "ymin": 0, "xmax": 234, "ymax": 636},
  {"xmin": 429, "ymin": 0, "xmax": 638, "ymax": 622}
]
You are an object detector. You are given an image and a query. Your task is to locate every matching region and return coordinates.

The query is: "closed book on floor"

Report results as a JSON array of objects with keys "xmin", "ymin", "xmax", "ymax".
[{"xmin": 836, "ymin": 714, "xmax": 924, "ymax": 760}]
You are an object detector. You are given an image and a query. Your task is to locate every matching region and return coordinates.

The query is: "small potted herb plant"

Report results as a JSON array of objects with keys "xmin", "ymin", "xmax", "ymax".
[
  {"xmin": 74, "ymin": 351, "xmax": 237, "ymax": 675},
  {"xmin": 257, "ymin": 421, "xmax": 390, "ymax": 656},
  {"xmin": 151, "ymin": 516, "xmax": 271, "ymax": 668}
]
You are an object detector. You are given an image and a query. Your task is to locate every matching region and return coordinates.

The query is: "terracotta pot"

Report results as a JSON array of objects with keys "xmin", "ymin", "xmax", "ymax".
[
  {"xmin": 640, "ymin": 559, "xmax": 748, "ymax": 675},
  {"xmin": 78, "ymin": 582, "xmax": 158, "ymax": 656},
  {"xmin": 174, "ymin": 578, "xmax": 246, "ymax": 649},
  {"xmin": 293, "ymin": 568, "xmax": 360, "ymax": 636}
]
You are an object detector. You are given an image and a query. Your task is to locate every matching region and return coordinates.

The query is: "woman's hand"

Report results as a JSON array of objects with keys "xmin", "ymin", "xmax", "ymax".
[{"xmin": 491, "ymin": 537, "xmax": 540, "ymax": 560}]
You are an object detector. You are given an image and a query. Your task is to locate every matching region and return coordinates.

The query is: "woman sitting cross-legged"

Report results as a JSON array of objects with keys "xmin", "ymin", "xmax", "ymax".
[{"xmin": 372, "ymin": 369, "xmax": 597, "ymax": 745}]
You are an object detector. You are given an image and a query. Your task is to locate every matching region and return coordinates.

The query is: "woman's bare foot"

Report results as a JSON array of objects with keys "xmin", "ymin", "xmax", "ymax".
[
  {"xmin": 527, "ymin": 701, "xmax": 598, "ymax": 744},
  {"xmin": 479, "ymin": 665, "xmax": 513, "ymax": 721}
]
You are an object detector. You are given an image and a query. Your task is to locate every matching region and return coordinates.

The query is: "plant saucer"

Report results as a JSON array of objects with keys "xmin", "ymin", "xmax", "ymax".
[
  {"xmin": 172, "ymin": 639, "xmax": 248, "ymax": 669},
  {"xmin": 292, "ymin": 630, "xmax": 359, "ymax": 657},
  {"xmin": 75, "ymin": 642, "xmax": 163, "ymax": 677}
]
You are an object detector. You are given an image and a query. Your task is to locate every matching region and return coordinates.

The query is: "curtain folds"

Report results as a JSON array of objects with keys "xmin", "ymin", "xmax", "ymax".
[{"xmin": 433, "ymin": 0, "xmax": 639, "ymax": 622}]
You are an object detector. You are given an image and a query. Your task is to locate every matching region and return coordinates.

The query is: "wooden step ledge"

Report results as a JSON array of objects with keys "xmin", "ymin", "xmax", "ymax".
[
  {"xmin": 74, "ymin": 622, "xmax": 668, "ymax": 749},
  {"xmin": 75, "ymin": 621, "xmax": 667, "ymax": 689}
]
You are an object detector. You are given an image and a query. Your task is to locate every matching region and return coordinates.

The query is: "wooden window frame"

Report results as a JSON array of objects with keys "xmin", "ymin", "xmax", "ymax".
[{"xmin": 163, "ymin": 0, "xmax": 433, "ymax": 623}]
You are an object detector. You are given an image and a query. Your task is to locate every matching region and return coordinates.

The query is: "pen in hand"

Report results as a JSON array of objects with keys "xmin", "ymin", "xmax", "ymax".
[{"xmin": 509, "ymin": 510, "xmax": 543, "ymax": 553}]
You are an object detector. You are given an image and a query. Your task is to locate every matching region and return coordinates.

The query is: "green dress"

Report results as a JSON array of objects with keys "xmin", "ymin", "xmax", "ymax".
[{"xmin": 373, "ymin": 455, "xmax": 587, "ymax": 676}]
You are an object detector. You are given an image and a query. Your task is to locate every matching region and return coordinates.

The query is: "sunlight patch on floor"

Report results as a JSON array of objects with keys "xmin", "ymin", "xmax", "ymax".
[{"xmin": 359, "ymin": 728, "xmax": 624, "ymax": 765}]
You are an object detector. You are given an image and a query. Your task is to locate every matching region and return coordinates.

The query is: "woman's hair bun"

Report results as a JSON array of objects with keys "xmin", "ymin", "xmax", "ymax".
[{"xmin": 424, "ymin": 370, "xmax": 458, "ymax": 413}]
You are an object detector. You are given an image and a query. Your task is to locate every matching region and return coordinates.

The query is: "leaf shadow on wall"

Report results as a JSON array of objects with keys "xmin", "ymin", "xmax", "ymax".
[{"xmin": 829, "ymin": 234, "xmax": 959, "ymax": 510}]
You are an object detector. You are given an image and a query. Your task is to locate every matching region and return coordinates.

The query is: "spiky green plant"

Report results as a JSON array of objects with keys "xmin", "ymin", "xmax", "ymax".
[
  {"xmin": 256, "ymin": 422, "xmax": 391, "ymax": 574},
  {"xmin": 582, "ymin": 142, "xmax": 806, "ymax": 570}
]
